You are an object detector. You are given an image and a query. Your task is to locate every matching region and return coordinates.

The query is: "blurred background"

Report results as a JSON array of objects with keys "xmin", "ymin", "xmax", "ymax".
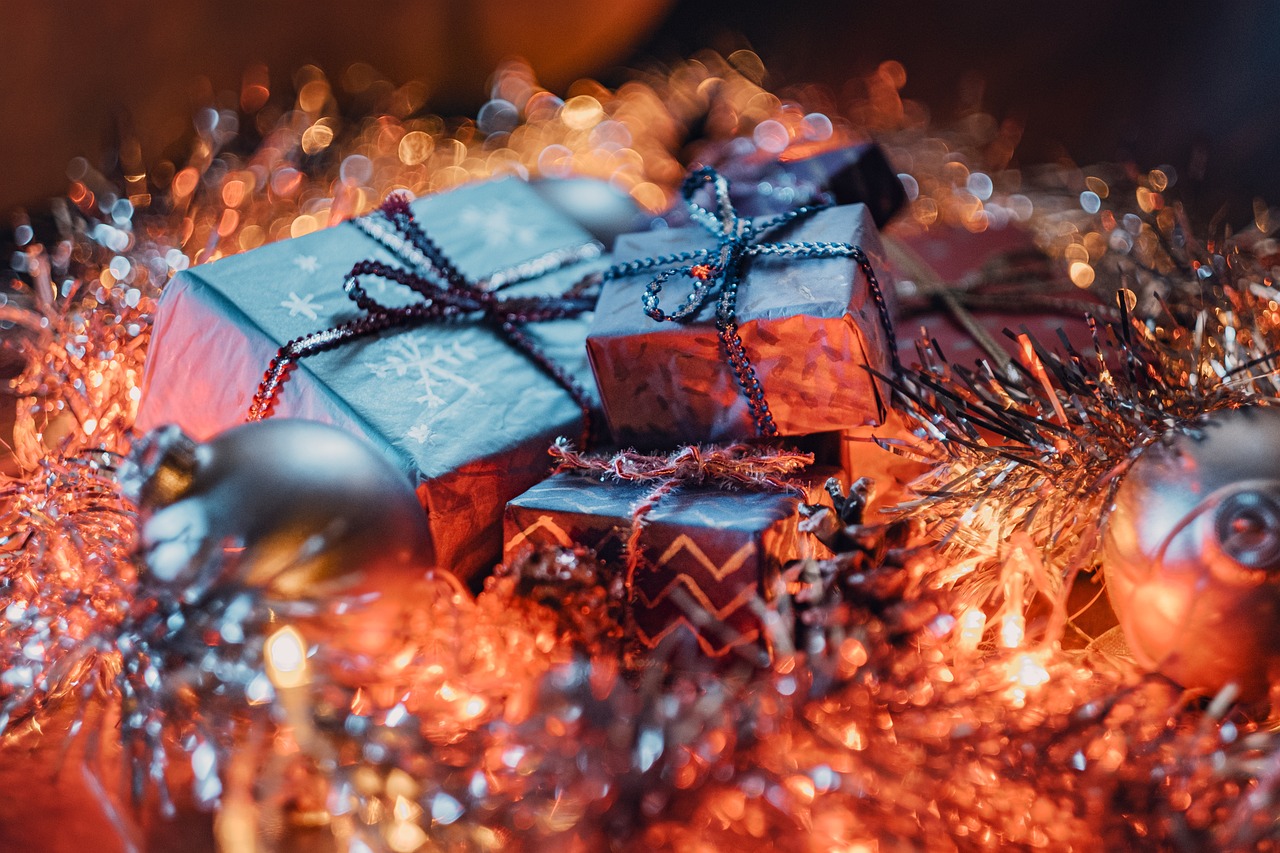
[{"xmin": 2, "ymin": 0, "xmax": 1278, "ymax": 223}]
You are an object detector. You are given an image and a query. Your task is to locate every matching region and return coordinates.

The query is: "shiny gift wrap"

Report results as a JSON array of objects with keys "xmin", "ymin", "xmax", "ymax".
[
  {"xmin": 137, "ymin": 179, "xmax": 605, "ymax": 579},
  {"xmin": 503, "ymin": 470, "xmax": 836, "ymax": 657},
  {"xmin": 707, "ymin": 141, "xmax": 906, "ymax": 228},
  {"xmin": 586, "ymin": 202, "xmax": 897, "ymax": 448}
]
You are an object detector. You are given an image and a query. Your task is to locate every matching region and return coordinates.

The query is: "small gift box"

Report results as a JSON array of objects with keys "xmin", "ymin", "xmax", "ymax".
[
  {"xmin": 503, "ymin": 463, "xmax": 839, "ymax": 657},
  {"xmin": 136, "ymin": 179, "xmax": 607, "ymax": 579},
  {"xmin": 700, "ymin": 141, "xmax": 907, "ymax": 228},
  {"xmin": 586, "ymin": 168, "xmax": 900, "ymax": 448}
]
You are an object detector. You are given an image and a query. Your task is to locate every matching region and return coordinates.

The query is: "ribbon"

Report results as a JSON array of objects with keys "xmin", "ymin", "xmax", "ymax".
[
  {"xmin": 549, "ymin": 437, "xmax": 814, "ymax": 596},
  {"xmin": 601, "ymin": 167, "xmax": 901, "ymax": 436},
  {"xmin": 247, "ymin": 195, "xmax": 601, "ymax": 446}
]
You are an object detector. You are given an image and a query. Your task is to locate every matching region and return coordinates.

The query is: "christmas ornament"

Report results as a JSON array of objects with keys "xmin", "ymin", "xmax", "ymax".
[
  {"xmin": 1103, "ymin": 406, "xmax": 1280, "ymax": 699},
  {"xmin": 119, "ymin": 418, "xmax": 431, "ymax": 601}
]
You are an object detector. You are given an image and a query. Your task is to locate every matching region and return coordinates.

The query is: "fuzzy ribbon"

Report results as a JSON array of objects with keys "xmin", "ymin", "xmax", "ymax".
[{"xmin": 550, "ymin": 438, "xmax": 814, "ymax": 593}]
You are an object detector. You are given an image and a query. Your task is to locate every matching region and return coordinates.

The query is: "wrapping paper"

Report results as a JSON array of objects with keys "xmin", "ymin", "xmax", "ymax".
[
  {"xmin": 889, "ymin": 225, "xmax": 1100, "ymax": 366},
  {"xmin": 503, "ymin": 469, "xmax": 839, "ymax": 657},
  {"xmin": 719, "ymin": 142, "xmax": 907, "ymax": 228},
  {"xmin": 586, "ymin": 203, "xmax": 898, "ymax": 448},
  {"xmin": 137, "ymin": 179, "xmax": 606, "ymax": 579}
]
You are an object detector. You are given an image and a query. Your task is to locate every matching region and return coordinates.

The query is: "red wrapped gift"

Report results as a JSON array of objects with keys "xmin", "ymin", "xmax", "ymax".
[
  {"xmin": 504, "ymin": 453, "xmax": 840, "ymax": 658},
  {"xmin": 888, "ymin": 224, "xmax": 1102, "ymax": 367},
  {"xmin": 587, "ymin": 168, "xmax": 900, "ymax": 449}
]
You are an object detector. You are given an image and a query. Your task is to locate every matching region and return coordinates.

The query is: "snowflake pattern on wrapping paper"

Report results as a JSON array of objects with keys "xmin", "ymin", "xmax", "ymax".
[
  {"xmin": 405, "ymin": 422, "xmax": 437, "ymax": 446},
  {"xmin": 280, "ymin": 291, "xmax": 324, "ymax": 320},
  {"xmin": 365, "ymin": 335, "xmax": 482, "ymax": 412},
  {"xmin": 292, "ymin": 254, "xmax": 321, "ymax": 273},
  {"xmin": 460, "ymin": 203, "xmax": 540, "ymax": 248}
]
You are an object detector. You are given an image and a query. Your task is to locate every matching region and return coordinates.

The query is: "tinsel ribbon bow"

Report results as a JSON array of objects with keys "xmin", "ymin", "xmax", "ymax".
[
  {"xmin": 550, "ymin": 437, "xmax": 813, "ymax": 591},
  {"xmin": 601, "ymin": 166, "xmax": 900, "ymax": 436},
  {"xmin": 247, "ymin": 195, "xmax": 600, "ymax": 446}
]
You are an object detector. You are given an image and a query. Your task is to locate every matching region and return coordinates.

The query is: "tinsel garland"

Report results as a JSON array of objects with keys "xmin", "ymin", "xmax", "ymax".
[{"xmin": 4, "ymin": 52, "xmax": 1280, "ymax": 851}]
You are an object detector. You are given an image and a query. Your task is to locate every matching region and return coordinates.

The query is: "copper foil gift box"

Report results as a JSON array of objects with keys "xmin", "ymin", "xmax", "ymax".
[
  {"xmin": 136, "ymin": 179, "xmax": 607, "ymax": 579},
  {"xmin": 503, "ymin": 467, "xmax": 838, "ymax": 657},
  {"xmin": 586, "ymin": 168, "xmax": 899, "ymax": 449}
]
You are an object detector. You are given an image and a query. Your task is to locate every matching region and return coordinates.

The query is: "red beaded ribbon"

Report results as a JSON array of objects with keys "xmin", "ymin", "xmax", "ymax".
[
  {"xmin": 247, "ymin": 196, "xmax": 600, "ymax": 447},
  {"xmin": 549, "ymin": 438, "xmax": 814, "ymax": 594}
]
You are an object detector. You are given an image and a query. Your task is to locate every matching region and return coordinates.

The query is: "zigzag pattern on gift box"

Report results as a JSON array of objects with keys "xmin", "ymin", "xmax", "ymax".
[
  {"xmin": 638, "ymin": 532, "xmax": 757, "ymax": 584},
  {"xmin": 504, "ymin": 514, "xmax": 629, "ymax": 559},
  {"xmin": 506, "ymin": 514, "xmax": 576, "ymax": 551},
  {"xmin": 631, "ymin": 575, "xmax": 763, "ymax": 656}
]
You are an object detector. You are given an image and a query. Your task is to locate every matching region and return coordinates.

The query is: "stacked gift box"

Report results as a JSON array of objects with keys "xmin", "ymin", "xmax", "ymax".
[
  {"xmin": 503, "ymin": 467, "xmax": 841, "ymax": 657},
  {"xmin": 138, "ymin": 144, "xmax": 920, "ymax": 659}
]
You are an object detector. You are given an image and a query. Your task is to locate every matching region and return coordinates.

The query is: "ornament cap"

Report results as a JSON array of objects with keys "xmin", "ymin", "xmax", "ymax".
[{"xmin": 119, "ymin": 424, "xmax": 199, "ymax": 509}]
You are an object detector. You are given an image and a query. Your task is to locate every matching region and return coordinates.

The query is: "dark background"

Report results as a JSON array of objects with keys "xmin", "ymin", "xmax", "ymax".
[
  {"xmin": 633, "ymin": 0, "xmax": 1280, "ymax": 224},
  {"xmin": 2, "ymin": 0, "xmax": 1278, "ymax": 224}
]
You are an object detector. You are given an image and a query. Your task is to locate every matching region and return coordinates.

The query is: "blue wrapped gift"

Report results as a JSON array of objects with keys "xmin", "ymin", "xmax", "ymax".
[{"xmin": 136, "ymin": 179, "xmax": 607, "ymax": 579}]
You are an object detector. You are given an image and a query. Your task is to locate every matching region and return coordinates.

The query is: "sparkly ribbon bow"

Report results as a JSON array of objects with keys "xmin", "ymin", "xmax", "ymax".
[
  {"xmin": 550, "ymin": 437, "xmax": 813, "ymax": 592},
  {"xmin": 603, "ymin": 167, "xmax": 900, "ymax": 436},
  {"xmin": 248, "ymin": 195, "xmax": 600, "ymax": 445}
]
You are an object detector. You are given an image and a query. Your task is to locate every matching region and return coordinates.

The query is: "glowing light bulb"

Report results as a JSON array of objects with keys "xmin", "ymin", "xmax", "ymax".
[
  {"xmin": 957, "ymin": 607, "xmax": 987, "ymax": 653},
  {"xmin": 999, "ymin": 613, "xmax": 1025, "ymax": 649},
  {"xmin": 265, "ymin": 625, "xmax": 308, "ymax": 689},
  {"xmin": 1011, "ymin": 653, "xmax": 1050, "ymax": 688}
]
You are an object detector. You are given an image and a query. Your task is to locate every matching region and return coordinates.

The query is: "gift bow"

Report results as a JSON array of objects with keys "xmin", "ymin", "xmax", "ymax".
[
  {"xmin": 603, "ymin": 166, "xmax": 900, "ymax": 436},
  {"xmin": 247, "ymin": 195, "xmax": 600, "ymax": 446}
]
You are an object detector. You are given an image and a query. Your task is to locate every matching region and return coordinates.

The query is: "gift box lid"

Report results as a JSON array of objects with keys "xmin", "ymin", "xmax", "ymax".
[{"xmin": 507, "ymin": 470, "xmax": 818, "ymax": 533}]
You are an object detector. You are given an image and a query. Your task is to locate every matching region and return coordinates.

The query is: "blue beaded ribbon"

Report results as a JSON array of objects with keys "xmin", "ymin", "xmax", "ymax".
[
  {"xmin": 248, "ymin": 195, "xmax": 601, "ymax": 446},
  {"xmin": 603, "ymin": 167, "xmax": 900, "ymax": 436}
]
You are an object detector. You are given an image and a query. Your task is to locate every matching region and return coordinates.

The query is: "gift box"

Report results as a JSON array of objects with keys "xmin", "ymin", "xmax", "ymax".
[
  {"xmin": 715, "ymin": 141, "xmax": 907, "ymax": 228},
  {"xmin": 887, "ymin": 225, "xmax": 1101, "ymax": 367},
  {"xmin": 586, "ymin": 188, "xmax": 899, "ymax": 448},
  {"xmin": 503, "ymin": 468, "xmax": 838, "ymax": 656},
  {"xmin": 136, "ymin": 179, "xmax": 607, "ymax": 579}
]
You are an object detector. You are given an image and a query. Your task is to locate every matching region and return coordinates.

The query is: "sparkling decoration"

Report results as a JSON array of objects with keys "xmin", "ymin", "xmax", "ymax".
[{"xmin": 9, "ymin": 50, "xmax": 1280, "ymax": 852}]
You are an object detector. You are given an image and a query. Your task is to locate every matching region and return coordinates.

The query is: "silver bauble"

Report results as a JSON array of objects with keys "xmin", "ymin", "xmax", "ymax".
[
  {"xmin": 1103, "ymin": 406, "xmax": 1280, "ymax": 699},
  {"xmin": 120, "ymin": 419, "xmax": 431, "ymax": 601}
]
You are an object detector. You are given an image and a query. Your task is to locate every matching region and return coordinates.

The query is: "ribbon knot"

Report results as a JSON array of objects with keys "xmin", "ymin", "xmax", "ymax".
[
  {"xmin": 606, "ymin": 167, "xmax": 899, "ymax": 437},
  {"xmin": 248, "ymin": 195, "xmax": 601, "ymax": 446}
]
